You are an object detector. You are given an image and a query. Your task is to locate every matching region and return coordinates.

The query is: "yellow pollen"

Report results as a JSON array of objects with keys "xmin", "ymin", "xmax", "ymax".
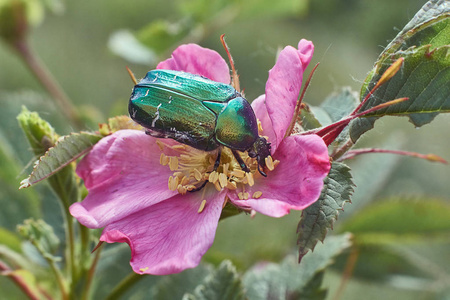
[
  {"xmin": 169, "ymin": 156, "xmax": 179, "ymax": 171},
  {"xmin": 177, "ymin": 184, "xmax": 187, "ymax": 194},
  {"xmin": 238, "ymin": 192, "xmax": 249, "ymax": 200},
  {"xmin": 226, "ymin": 181, "xmax": 237, "ymax": 190},
  {"xmin": 253, "ymin": 191, "xmax": 263, "ymax": 199},
  {"xmin": 208, "ymin": 171, "xmax": 219, "ymax": 184},
  {"xmin": 198, "ymin": 199, "xmax": 207, "ymax": 213},
  {"xmin": 222, "ymin": 163, "xmax": 229, "ymax": 176},
  {"xmin": 193, "ymin": 168, "xmax": 203, "ymax": 181},
  {"xmin": 139, "ymin": 267, "xmax": 149, "ymax": 272},
  {"xmin": 168, "ymin": 176, "xmax": 179, "ymax": 191},
  {"xmin": 265, "ymin": 156, "xmax": 275, "ymax": 171},
  {"xmin": 273, "ymin": 159, "xmax": 280, "ymax": 168},
  {"xmin": 218, "ymin": 173, "xmax": 228, "ymax": 188},
  {"xmin": 231, "ymin": 169, "xmax": 246, "ymax": 178},
  {"xmin": 246, "ymin": 172, "xmax": 254, "ymax": 186},
  {"xmin": 180, "ymin": 176, "xmax": 189, "ymax": 186},
  {"xmin": 160, "ymin": 153, "xmax": 169, "ymax": 166}
]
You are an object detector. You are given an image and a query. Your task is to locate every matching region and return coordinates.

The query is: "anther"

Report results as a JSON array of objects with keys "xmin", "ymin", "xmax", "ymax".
[
  {"xmin": 208, "ymin": 171, "xmax": 219, "ymax": 184},
  {"xmin": 169, "ymin": 156, "xmax": 179, "ymax": 171},
  {"xmin": 252, "ymin": 191, "xmax": 262, "ymax": 199},
  {"xmin": 156, "ymin": 140, "xmax": 165, "ymax": 151},
  {"xmin": 246, "ymin": 173, "xmax": 254, "ymax": 186},
  {"xmin": 198, "ymin": 200, "xmax": 207, "ymax": 213},
  {"xmin": 193, "ymin": 168, "xmax": 203, "ymax": 181},
  {"xmin": 177, "ymin": 184, "xmax": 187, "ymax": 194},
  {"xmin": 160, "ymin": 153, "xmax": 169, "ymax": 166},
  {"xmin": 265, "ymin": 156, "xmax": 275, "ymax": 171},
  {"xmin": 218, "ymin": 173, "xmax": 228, "ymax": 189},
  {"xmin": 230, "ymin": 169, "xmax": 246, "ymax": 178}
]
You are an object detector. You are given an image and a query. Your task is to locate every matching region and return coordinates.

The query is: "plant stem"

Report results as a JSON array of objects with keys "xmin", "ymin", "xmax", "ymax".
[
  {"xmin": 11, "ymin": 38, "xmax": 84, "ymax": 129},
  {"xmin": 81, "ymin": 243, "xmax": 103, "ymax": 300},
  {"xmin": 104, "ymin": 273, "xmax": 145, "ymax": 300},
  {"xmin": 0, "ymin": 261, "xmax": 43, "ymax": 300},
  {"xmin": 332, "ymin": 247, "xmax": 359, "ymax": 300}
]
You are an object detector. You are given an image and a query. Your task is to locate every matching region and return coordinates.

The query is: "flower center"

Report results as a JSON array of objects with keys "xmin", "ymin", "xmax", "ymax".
[{"xmin": 156, "ymin": 120, "xmax": 279, "ymax": 210}]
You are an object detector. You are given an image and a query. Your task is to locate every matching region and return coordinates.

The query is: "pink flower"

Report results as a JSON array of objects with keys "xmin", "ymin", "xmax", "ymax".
[{"xmin": 69, "ymin": 40, "xmax": 331, "ymax": 275}]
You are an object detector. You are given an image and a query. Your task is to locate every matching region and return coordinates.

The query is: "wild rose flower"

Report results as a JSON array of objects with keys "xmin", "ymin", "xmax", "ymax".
[{"xmin": 69, "ymin": 39, "xmax": 331, "ymax": 275}]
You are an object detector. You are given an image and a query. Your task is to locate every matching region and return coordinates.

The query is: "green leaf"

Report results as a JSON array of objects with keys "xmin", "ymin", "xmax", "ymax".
[
  {"xmin": 385, "ymin": 0, "xmax": 450, "ymax": 52},
  {"xmin": 350, "ymin": 44, "xmax": 450, "ymax": 141},
  {"xmin": 350, "ymin": 2, "xmax": 450, "ymax": 142},
  {"xmin": 17, "ymin": 108, "xmax": 81, "ymax": 205},
  {"xmin": 297, "ymin": 162, "xmax": 354, "ymax": 262},
  {"xmin": 242, "ymin": 234, "xmax": 352, "ymax": 300},
  {"xmin": 152, "ymin": 264, "xmax": 213, "ymax": 300},
  {"xmin": 19, "ymin": 131, "xmax": 102, "ymax": 189},
  {"xmin": 186, "ymin": 261, "xmax": 246, "ymax": 300}
]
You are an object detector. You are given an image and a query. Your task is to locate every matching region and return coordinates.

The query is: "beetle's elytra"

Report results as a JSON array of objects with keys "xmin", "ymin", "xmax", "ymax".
[{"xmin": 129, "ymin": 69, "xmax": 271, "ymax": 186}]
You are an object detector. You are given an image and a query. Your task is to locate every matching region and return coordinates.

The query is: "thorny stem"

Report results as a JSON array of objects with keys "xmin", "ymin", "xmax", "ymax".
[
  {"xmin": 104, "ymin": 272, "xmax": 145, "ymax": 300},
  {"xmin": 0, "ymin": 261, "xmax": 42, "ymax": 300},
  {"xmin": 11, "ymin": 38, "xmax": 84, "ymax": 129},
  {"xmin": 338, "ymin": 148, "xmax": 447, "ymax": 164}
]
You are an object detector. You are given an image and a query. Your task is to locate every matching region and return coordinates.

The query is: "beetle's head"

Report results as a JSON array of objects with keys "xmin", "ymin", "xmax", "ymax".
[{"xmin": 248, "ymin": 136, "xmax": 272, "ymax": 177}]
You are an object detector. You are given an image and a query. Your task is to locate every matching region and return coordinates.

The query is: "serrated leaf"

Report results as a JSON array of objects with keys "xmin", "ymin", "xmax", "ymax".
[
  {"xmin": 386, "ymin": 0, "xmax": 450, "ymax": 52},
  {"xmin": 243, "ymin": 234, "xmax": 352, "ymax": 300},
  {"xmin": 297, "ymin": 162, "xmax": 354, "ymax": 262},
  {"xmin": 188, "ymin": 261, "xmax": 245, "ymax": 300},
  {"xmin": 152, "ymin": 264, "xmax": 213, "ymax": 300},
  {"xmin": 19, "ymin": 131, "xmax": 102, "ymax": 188},
  {"xmin": 350, "ymin": 44, "xmax": 450, "ymax": 142}
]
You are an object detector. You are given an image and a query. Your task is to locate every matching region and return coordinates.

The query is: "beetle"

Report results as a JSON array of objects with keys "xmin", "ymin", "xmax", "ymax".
[{"xmin": 129, "ymin": 69, "xmax": 272, "ymax": 184}]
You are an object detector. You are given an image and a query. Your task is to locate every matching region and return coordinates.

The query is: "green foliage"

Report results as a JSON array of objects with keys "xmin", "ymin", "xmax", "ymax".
[
  {"xmin": 19, "ymin": 131, "xmax": 102, "ymax": 189},
  {"xmin": 350, "ymin": 1, "xmax": 450, "ymax": 141},
  {"xmin": 243, "ymin": 234, "xmax": 351, "ymax": 300},
  {"xmin": 184, "ymin": 261, "xmax": 246, "ymax": 300},
  {"xmin": 17, "ymin": 219, "xmax": 60, "ymax": 260},
  {"xmin": 297, "ymin": 162, "xmax": 354, "ymax": 262},
  {"xmin": 152, "ymin": 264, "xmax": 213, "ymax": 300}
]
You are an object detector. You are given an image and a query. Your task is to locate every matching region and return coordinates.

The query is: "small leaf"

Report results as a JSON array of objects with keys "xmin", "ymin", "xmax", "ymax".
[
  {"xmin": 243, "ymin": 234, "xmax": 352, "ymax": 300},
  {"xmin": 0, "ymin": 227, "xmax": 22, "ymax": 253},
  {"xmin": 19, "ymin": 131, "xmax": 102, "ymax": 188},
  {"xmin": 297, "ymin": 162, "xmax": 354, "ymax": 262},
  {"xmin": 188, "ymin": 261, "xmax": 246, "ymax": 300}
]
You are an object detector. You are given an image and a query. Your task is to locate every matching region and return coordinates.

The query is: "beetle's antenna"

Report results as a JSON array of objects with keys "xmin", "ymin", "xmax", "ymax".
[
  {"xmin": 285, "ymin": 62, "xmax": 320, "ymax": 138},
  {"xmin": 220, "ymin": 34, "xmax": 240, "ymax": 92},
  {"xmin": 126, "ymin": 66, "xmax": 138, "ymax": 85}
]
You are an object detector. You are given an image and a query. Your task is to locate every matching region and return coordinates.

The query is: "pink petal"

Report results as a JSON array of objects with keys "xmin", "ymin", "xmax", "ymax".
[
  {"xmin": 70, "ymin": 130, "xmax": 177, "ymax": 228},
  {"xmin": 100, "ymin": 187, "xmax": 226, "ymax": 275},
  {"xmin": 251, "ymin": 95, "xmax": 277, "ymax": 154},
  {"xmin": 229, "ymin": 134, "xmax": 330, "ymax": 217},
  {"xmin": 265, "ymin": 39, "xmax": 314, "ymax": 149},
  {"xmin": 157, "ymin": 44, "xmax": 231, "ymax": 84}
]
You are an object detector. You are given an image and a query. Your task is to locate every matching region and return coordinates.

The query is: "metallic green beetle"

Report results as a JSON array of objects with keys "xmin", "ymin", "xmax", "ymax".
[{"xmin": 129, "ymin": 69, "xmax": 271, "ymax": 183}]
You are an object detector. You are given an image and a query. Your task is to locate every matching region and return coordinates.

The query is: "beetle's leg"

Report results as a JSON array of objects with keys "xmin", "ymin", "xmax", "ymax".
[
  {"xmin": 189, "ymin": 148, "xmax": 222, "ymax": 193},
  {"xmin": 257, "ymin": 163, "xmax": 267, "ymax": 177},
  {"xmin": 231, "ymin": 150, "xmax": 250, "ymax": 173}
]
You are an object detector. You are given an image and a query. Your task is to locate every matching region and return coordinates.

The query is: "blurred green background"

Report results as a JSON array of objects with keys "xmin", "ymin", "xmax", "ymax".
[{"xmin": 1, "ymin": 0, "xmax": 449, "ymax": 299}]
